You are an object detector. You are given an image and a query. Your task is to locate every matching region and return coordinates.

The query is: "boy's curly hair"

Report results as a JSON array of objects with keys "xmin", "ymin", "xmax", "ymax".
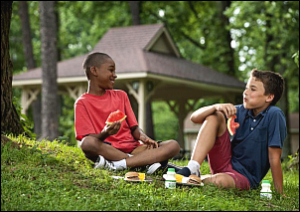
[{"xmin": 251, "ymin": 69, "xmax": 285, "ymax": 106}]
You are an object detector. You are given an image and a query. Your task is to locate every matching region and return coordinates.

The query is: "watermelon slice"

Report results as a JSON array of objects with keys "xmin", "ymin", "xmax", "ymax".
[
  {"xmin": 227, "ymin": 115, "xmax": 240, "ymax": 136},
  {"xmin": 105, "ymin": 110, "xmax": 127, "ymax": 125}
]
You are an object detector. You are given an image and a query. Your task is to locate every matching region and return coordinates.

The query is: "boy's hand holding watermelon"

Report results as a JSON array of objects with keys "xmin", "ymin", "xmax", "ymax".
[
  {"xmin": 102, "ymin": 110, "xmax": 127, "ymax": 136},
  {"xmin": 102, "ymin": 121, "xmax": 122, "ymax": 136},
  {"xmin": 214, "ymin": 103, "xmax": 237, "ymax": 119},
  {"xmin": 213, "ymin": 104, "xmax": 240, "ymax": 135}
]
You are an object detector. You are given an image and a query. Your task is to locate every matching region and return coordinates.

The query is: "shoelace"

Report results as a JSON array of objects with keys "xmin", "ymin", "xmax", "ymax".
[{"xmin": 104, "ymin": 160, "xmax": 116, "ymax": 170}]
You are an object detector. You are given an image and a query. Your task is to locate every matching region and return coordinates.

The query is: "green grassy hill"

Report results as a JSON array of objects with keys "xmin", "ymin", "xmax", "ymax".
[{"xmin": 1, "ymin": 135, "xmax": 299, "ymax": 211}]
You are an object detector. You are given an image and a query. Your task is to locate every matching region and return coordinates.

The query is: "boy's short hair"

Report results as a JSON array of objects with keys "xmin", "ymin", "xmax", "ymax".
[
  {"xmin": 251, "ymin": 69, "xmax": 284, "ymax": 106},
  {"xmin": 82, "ymin": 52, "xmax": 112, "ymax": 79}
]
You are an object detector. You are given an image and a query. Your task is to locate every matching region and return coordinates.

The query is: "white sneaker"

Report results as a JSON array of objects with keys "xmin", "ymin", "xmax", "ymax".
[
  {"xmin": 146, "ymin": 162, "xmax": 161, "ymax": 174},
  {"xmin": 94, "ymin": 155, "xmax": 116, "ymax": 171}
]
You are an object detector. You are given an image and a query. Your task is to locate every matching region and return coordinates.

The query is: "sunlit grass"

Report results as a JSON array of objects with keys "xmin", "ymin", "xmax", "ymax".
[{"xmin": 1, "ymin": 135, "xmax": 299, "ymax": 211}]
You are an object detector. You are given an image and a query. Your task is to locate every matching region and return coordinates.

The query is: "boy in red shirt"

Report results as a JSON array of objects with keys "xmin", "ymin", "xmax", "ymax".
[{"xmin": 75, "ymin": 52, "xmax": 180, "ymax": 173}]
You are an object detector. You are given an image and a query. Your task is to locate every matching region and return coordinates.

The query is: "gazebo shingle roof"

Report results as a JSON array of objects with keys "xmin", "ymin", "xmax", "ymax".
[
  {"xmin": 13, "ymin": 23, "xmax": 245, "ymax": 89},
  {"xmin": 93, "ymin": 23, "xmax": 164, "ymax": 50},
  {"xmin": 144, "ymin": 51, "xmax": 244, "ymax": 88}
]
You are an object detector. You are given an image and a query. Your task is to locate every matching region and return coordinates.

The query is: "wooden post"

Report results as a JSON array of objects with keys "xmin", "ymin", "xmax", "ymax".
[
  {"xmin": 21, "ymin": 87, "xmax": 40, "ymax": 115},
  {"xmin": 177, "ymin": 101, "xmax": 186, "ymax": 150},
  {"xmin": 166, "ymin": 99, "xmax": 199, "ymax": 151},
  {"xmin": 138, "ymin": 80, "xmax": 146, "ymax": 131},
  {"xmin": 126, "ymin": 80, "xmax": 146, "ymax": 131}
]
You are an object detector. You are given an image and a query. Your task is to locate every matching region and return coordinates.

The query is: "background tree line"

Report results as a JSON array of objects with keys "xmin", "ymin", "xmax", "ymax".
[{"xmin": 4, "ymin": 1, "xmax": 299, "ymax": 157}]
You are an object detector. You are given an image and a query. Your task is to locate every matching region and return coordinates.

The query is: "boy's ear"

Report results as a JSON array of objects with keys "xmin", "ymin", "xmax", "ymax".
[
  {"xmin": 90, "ymin": 66, "xmax": 97, "ymax": 77},
  {"xmin": 266, "ymin": 94, "xmax": 274, "ymax": 103}
]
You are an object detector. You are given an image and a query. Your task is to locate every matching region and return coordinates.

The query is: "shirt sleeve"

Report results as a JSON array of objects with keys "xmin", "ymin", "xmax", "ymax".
[
  {"xmin": 123, "ymin": 92, "xmax": 138, "ymax": 128},
  {"xmin": 74, "ymin": 100, "xmax": 95, "ymax": 141},
  {"xmin": 268, "ymin": 109, "xmax": 287, "ymax": 149},
  {"xmin": 235, "ymin": 104, "xmax": 244, "ymax": 122}
]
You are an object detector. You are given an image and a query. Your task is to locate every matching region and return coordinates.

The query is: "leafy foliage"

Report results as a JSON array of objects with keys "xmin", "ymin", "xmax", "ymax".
[
  {"xmin": 152, "ymin": 101, "xmax": 179, "ymax": 141},
  {"xmin": 293, "ymin": 51, "xmax": 299, "ymax": 68},
  {"xmin": 58, "ymin": 95, "xmax": 77, "ymax": 146},
  {"xmin": 12, "ymin": 96, "xmax": 36, "ymax": 140},
  {"xmin": 225, "ymin": 1, "xmax": 299, "ymax": 112},
  {"xmin": 8, "ymin": 1, "xmax": 299, "ymax": 141}
]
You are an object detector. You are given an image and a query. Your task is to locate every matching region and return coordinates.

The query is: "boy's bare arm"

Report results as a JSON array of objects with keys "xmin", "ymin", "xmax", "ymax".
[
  {"xmin": 131, "ymin": 126, "xmax": 158, "ymax": 149},
  {"xmin": 269, "ymin": 147, "xmax": 283, "ymax": 194},
  {"xmin": 88, "ymin": 122, "xmax": 121, "ymax": 141},
  {"xmin": 191, "ymin": 103, "xmax": 237, "ymax": 123}
]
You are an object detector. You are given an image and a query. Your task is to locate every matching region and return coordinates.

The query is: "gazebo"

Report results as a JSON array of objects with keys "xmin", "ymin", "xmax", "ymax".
[{"xmin": 13, "ymin": 23, "xmax": 245, "ymax": 149}]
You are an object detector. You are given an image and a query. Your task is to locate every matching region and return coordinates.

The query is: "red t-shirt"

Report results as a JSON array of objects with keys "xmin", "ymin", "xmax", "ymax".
[{"xmin": 74, "ymin": 89, "xmax": 140, "ymax": 153}]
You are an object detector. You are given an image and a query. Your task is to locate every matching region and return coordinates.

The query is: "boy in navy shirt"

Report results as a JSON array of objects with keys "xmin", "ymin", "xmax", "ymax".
[{"xmin": 178, "ymin": 69, "xmax": 286, "ymax": 194}]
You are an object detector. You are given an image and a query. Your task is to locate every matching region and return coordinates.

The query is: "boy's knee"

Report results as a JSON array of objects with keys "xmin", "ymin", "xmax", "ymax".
[
  {"xmin": 159, "ymin": 140, "xmax": 180, "ymax": 155},
  {"xmin": 170, "ymin": 140, "xmax": 181, "ymax": 153},
  {"xmin": 80, "ymin": 136, "xmax": 99, "ymax": 153},
  {"xmin": 206, "ymin": 174, "xmax": 235, "ymax": 189},
  {"xmin": 206, "ymin": 112, "xmax": 226, "ymax": 125}
]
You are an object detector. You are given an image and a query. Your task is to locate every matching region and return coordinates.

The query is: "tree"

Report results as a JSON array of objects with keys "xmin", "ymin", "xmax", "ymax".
[
  {"xmin": 18, "ymin": 1, "xmax": 42, "ymax": 137},
  {"xmin": 128, "ymin": 1, "xmax": 140, "ymax": 25},
  {"xmin": 289, "ymin": 51, "xmax": 299, "ymax": 169},
  {"xmin": 128, "ymin": 1, "xmax": 155, "ymax": 139},
  {"xmin": 1, "ymin": 1, "xmax": 24, "ymax": 135},
  {"xmin": 39, "ymin": 1, "xmax": 59, "ymax": 141},
  {"xmin": 18, "ymin": 1, "xmax": 36, "ymax": 70},
  {"xmin": 220, "ymin": 1, "xmax": 235, "ymax": 76}
]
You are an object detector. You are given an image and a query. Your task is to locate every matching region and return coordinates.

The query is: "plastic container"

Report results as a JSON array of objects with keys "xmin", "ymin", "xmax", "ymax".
[
  {"xmin": 165, "ymin": 168, "xmax": 176, "ymax": 189},
  {"xmin": 260, "ymin": 180, "xmax": 272, "ymax": 200}
]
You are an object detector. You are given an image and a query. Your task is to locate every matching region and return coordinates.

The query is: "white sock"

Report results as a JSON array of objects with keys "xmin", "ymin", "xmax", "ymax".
[
  {"xmin": 187, "ymin": 160, "xmax": 200, "ymax": 175},
  {"xmin": 112, "ymin": 159, "xmax": 127, "ymax": 170},
  {"xmin": 127, "ymin": 154, "xmax": 133, "ymax": 157}
]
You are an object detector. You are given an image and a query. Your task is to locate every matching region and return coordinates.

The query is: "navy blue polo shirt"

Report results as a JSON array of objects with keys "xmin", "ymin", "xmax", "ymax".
[{"xmin": 231, "ymin": 105, "xmax": 287, "ymax": 189}]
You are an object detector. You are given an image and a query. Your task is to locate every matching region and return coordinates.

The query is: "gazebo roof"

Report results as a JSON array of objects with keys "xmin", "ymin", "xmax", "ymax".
[{"xmin": 13, "ymin": 23, "xmax": 245, "ymax": 89}]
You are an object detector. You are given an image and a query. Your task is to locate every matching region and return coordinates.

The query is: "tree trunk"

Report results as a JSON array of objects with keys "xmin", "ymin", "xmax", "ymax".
[
  {"xmin": 146, "ymin": 99, "xmax": 155, "ymax": 139},
  {"xmin": 1, "ymin": 1, "xmax": 24, "ymax": 135},
  {"xmin": 277, "ymin": 51, "xmax": 291, "ymax": 159},
  {"xmin": 128, "ymin": 2, "xmax": 155, "ymax": 138},
  {"xmin": 32, "ymin": 95, "xmax": 42, "ymax": 137},
  {"xmin": 39, "ymin": 1, "xmax": 59, "ymax": 141},
  {"xmin": 18, "ymin": 1, "xmax": 36, "ymax": 70},
  {"xmin": 220, "ymin": 1, "xmax": 235, "ymax": 77},
  {"xmin": 18, "ymin": 1, "xmax": 42, "ymax": 137},
  {"xmin": 54, "ymin": 1, "xmax": 62, "ymax": 62},
  {"xmin": 280, "ymin": 77, "xmax": 291, "ymax": 159},
  {"xmin": 128, "ymin": 1, "xmax": 140, "ymax": 25}
]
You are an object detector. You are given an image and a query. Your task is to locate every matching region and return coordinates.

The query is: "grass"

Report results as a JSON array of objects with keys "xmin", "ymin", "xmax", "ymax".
[{"xmin": 1, "ymin": 135, "xmax": 299, "ymax": 211}]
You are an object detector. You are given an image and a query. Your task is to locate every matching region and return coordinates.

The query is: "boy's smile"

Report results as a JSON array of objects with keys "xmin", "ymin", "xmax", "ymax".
[
  {"xmin": 243, "ymin": 76, "xmax": 273, "ymax": 116},
  {"xmin": 96, "ymin": 58, "xmax": 117, "ymax": 90}
]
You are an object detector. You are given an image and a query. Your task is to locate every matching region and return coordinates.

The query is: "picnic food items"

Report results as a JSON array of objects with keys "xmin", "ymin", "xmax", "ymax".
[
  {"xmin": 165, "ymin": 168, "xmax": 176, "ymax": 189},
  {"xmin": 105, "ymin": 110, "xmax": 127, "ymax": 125},
  {"xmin": 175, "ymin": 174, "xmax": 184, "ymax": 183},
  {"xmin": 125, "ymin": 172, "xmax": 140, "ymax": 181},
  {"xmin": 227, "ymin": 115, "xmax": 240, "ymax": 136},
  {"xmin": 187, "ymin": 175, "xmax": 201, "ymax": 185},
  {"xmin": 138, "ymin": 173, "xmax": 145, "ymax": 181},
  {"xmin": 260, "ymin": 180, "xmax": 272, "ymax": 200}
]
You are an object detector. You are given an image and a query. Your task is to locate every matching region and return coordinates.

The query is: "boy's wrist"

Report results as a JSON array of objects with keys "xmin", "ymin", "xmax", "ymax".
[
  {"xmin": 212, "ymin": 104, "xmax": 218, "ymax": 111},
  {"xmin": 99, "ymin": 130, "xmax": 109, "ymax": 140}
]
